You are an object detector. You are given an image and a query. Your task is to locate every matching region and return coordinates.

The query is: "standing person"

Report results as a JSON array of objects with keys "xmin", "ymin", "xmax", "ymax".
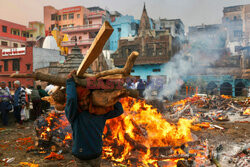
[
  {"xmin": 37, "ymin": 85, "xmax": 49, "ymax": 112},
  {"xmin": 137, "ymin": 79, "xmax": 146, "ymax": 98},
  {"xmin": 30, "ymin": 86, "xmax": 41, "ymax": 119},
  {"xmin": 59, "ymin": 70, "xmax": 124, "ymax": 167},
  {"xmin": 13, "ymin": 80, "xmax": 26, "ymax": 125},
  {"xmin": 0, "ymin": 82, "xmax": 12, "ymax": 126}
]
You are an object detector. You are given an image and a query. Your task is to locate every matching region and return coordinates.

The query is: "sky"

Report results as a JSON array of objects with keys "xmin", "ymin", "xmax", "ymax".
[{"xmin": 0, "ymin": 0, "xmax": 249, "ymax": 32}]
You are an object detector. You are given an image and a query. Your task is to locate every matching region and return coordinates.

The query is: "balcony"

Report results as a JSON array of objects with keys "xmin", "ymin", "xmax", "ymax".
[
  {"xmin": 61, "ymin": 39, "xmax": 94, "ymax": 47},
  {"xmin": 61, "ymin": 24, "xmax": 102, "ymax": 33}
]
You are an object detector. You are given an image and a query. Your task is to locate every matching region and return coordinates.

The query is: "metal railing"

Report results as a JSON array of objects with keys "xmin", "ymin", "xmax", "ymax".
[
  {"xmin": 61, "ymin": 24, "xmax": 102, "ymax": 32},
  {"xmin": 61, "ymin": 39, "xmax": 94, "ymax": 46}
]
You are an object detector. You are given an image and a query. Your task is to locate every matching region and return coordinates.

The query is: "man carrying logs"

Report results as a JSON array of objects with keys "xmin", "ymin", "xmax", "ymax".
[
  {"xmin": 10, "ymin": 21, "xmax": 140, "ymax": 166},
  {"xmin": 59, "ymin": 70, "xmax": 124, "ymax": 167}
]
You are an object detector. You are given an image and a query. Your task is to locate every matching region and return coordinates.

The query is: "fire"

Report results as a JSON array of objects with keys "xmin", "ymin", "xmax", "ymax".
[
  {"xmin": 243, "ymin": 108, "xmax": 250, "ymax": 115},
  {"xmin": 64, "ymin": 132, "xmax": 72, "ymax": 140},
  {"xmin": 221, "ymin": 95, "xmax": 231, "ymax": 99},
  {"xmin": 103, "ymin": 97, "xmax": 198, "ymax": 166}
]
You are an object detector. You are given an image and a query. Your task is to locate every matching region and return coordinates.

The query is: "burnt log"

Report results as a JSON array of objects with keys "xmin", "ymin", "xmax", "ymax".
[{"xmin": 124, "ymin": 133, "xmax": 148, "ymax": 153}]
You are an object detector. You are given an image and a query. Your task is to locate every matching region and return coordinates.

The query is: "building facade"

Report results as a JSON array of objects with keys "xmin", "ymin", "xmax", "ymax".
[
  {"xmin": 60, "ymin": 7, "xmax": 110, "ymax": 55},
  {"xmin": 44, "ymin": 6, "xmax": 90, "ymax": 33},
  {"xmin": 110, "ymin": 15, "xmax": 140, "ymax": 51},
  {"xmin": 0, "ymin": 19, "xmax": 28, "ymax": 49},
  {"xmin": 26, "ymin": 21, "xmax": 45, "ymax": 47},
  {"xmin": 155, "ymin": 19, "xmax": 185, "ymax": 39},
  {"xmin": 223, "ymin": 4, "xmax": 250, "ymax": 54},
  {"xmin": 0, "ymin": 47, "xmax": 64, "ymax": 89},
  {"xmin": 112, "ymin": 4, "xmax": 178, "ymax": 81}
]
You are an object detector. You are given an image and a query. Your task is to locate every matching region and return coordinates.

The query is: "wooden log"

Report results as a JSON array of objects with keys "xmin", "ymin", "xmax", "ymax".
[
  {"xmin": 124, "ymin": 133, "xmax": 148, "ymax": 153},
  {"xmin": 77, "ymin": 21, "xmax": 114, "ymax": 76},
  {"xmin": 150, "ymin": 146, "xmax": 174, "ymax": 157},
  {"xmin": 94, "ymin": 51, "xmax": 139, "ymax": 79}
]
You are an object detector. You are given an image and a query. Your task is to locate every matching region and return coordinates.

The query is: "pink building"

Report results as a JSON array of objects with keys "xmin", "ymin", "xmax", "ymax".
[
  {"xmin": 44, "ymin": 6, "xmax": 90, "ymax": 34},
  {"xmin": 44, "ymin": 6, "xmax": 110, "ymax": 55},
  {"xmin": 0, "ymin": 19, "xmax": 29, "ymax": 49}
]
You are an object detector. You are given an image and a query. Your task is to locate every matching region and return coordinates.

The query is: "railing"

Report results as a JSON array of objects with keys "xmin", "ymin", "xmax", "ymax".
[
  {"xmin": 61, "ymin": 39, "xmax": 94, "ymax": 46},
  {"xmin": 61, "ymin": 24, "xmax": 102, "ymax": 32}
]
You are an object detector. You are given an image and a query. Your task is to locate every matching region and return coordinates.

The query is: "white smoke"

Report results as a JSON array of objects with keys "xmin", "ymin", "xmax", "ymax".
[{"xmin": 144, "ymin": 27, "xmax": 226, "ymax": 100}]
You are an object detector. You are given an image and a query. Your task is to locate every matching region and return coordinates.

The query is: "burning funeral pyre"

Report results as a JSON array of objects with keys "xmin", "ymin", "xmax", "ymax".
[{"xmin": 33, "ymin": 97, "xmax": 216, "ymax": 167}]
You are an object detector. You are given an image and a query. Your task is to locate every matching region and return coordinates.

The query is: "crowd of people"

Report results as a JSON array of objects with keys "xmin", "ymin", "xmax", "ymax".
[{"xmin": 0, "ymin": 81, "xmax": 53, "ymax": 126}]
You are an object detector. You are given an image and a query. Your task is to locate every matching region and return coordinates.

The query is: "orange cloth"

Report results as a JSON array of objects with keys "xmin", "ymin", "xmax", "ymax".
[{"xmin": 76, "ymin": 86, "xmax": 114, "ymax": 115}]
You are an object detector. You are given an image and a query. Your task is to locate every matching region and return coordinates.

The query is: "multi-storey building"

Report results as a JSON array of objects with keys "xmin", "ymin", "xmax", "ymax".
[
  {"xmin": 0, "ymin": 47, "xmax": 64, "ymax": 89},
  {"xmin": 109, "ymin": 15, "xmax": 140, "ymax": 51},
  {"xmin": 44, "ymin": 6, "xmax": 90, "ymax": 33},
  {"xmin": 0, "ymin": 19, "xmax": 28, "ymax": 49},
  {"xmin": 155, "ymin": 19, "xmax": 185, "ymax": 39},
  {"xmin": 60, "ymin": 6, "xmax": 110, "ymax": 55},
  {"xmin": 223, "ymin": 4, "xmax": 250, "ymax": 53},
  {"xmin": 26, "ymin": 21, "xmax": 45, "ymax": 47}
]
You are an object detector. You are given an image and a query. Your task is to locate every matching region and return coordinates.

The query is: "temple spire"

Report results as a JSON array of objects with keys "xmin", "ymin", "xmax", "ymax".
[{"xmin": 138, "ymin": 3, "xmax": 151, "ymax": 36}]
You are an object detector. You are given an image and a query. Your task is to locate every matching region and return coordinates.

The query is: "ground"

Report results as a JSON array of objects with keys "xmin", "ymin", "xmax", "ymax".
[{"xmin": 0, "ymin": 113, "xmax": 249, "ymax": 167}]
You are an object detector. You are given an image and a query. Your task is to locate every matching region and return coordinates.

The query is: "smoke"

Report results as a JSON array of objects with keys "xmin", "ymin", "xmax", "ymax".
[{"xmin": 144, "ymin": 26, "xmax": 226, "ymax": 100}]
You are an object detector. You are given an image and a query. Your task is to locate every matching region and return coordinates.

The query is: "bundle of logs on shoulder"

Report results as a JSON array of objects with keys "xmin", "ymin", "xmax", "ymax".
[
  {"xmin": 10, "ymin": 51, "xmax": 139, "ymax": 114},
  {"xmin": 10, "ymin": 21, "xmax": 139, "ymax": 114}
]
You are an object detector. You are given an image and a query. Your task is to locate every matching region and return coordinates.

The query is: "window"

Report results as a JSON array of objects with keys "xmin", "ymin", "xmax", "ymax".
[
  {"xmin": 22, "ymin": 31, "xmax": 26, "ymax": 37},
  {"xmin": 13, "ymin": 43, "xmax": 18, "ymax": 47},
  {"xmin": 77, "ymin": 14, "xmax": 80, "ymax": 18},
  {"xmin": 51, "ymin": 14, "xmax": 57, "ymax": 21},
  {"xmin": 63, "ymin": 14, "xmax": 67, "ymax": 20},
  {"xmin": 26, "ymin": 64, "xmax": 31, "ymax": 70},
  {"xmin": 2, "ymin": 26, "xmax": 7, "ymax": 33},
  {"xmin": 30, "ymin": 34, "xmax": 33, "ymax": 37},
  {"xmin": 68, "ymin": 13, "xmax": 74, "ymax": 19},
  {"xmin": 0, "ymin": 65, "xmax": 2, "ymax": 72},
  {"xmin": 1, "ymin": 41, "xmax": 8, "ymax": 46},
  {"xmin": 234, "ymin": 30, "xmax": 242, "ymax": 37},
  {"xmin": 21, "ymin": 45, "xmax": 25, "ymax": 47},
  {"xmin": 12, "ymin": 59, "xmax": 20, "ymax": 71},
  {"xmin": 153, "ymin": 69, "xmax": 161, "ymax": 72},
  {"xmin": 4, "ymin": 60, "xmax": 8, "ymax": 71},
  {"xmin": 58, "ymin": 15, "xmax": 61, "ymax": 21},
  {"xmin": 59, "ymin": 26, "xmax": 61, "ymax": 31}
]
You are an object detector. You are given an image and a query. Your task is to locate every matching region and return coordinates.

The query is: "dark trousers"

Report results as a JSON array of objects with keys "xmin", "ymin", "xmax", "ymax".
[
  {"xmin": 14, "ymin": 106, "xmax": 22, "ymax": 124},
  {"xmin": 32, "ymin": 99, "xmax": 42, "ymax": 119},
  {"xmin": 0, "ymin": 102, "xmax": 9, "ymax": 126}
]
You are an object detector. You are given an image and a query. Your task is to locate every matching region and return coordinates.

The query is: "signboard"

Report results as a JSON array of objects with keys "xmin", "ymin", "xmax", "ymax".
[
  {"xmin": 2, "ymin": 47, "xmax": 26, "ymax": 56},
  {"xmin": 62, "ymin": 6, "xmax": 81, "ymax": 14}
]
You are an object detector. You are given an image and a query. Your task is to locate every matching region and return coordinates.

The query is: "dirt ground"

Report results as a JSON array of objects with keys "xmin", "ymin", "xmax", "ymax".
[{"xmin": 0, "ymin": 113, "xmax": 249, "ymax": 167}]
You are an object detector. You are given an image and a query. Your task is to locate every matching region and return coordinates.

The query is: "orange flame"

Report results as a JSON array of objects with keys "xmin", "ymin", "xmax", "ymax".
[
  {"xmin": 103, "ymin": 97, "xmax": 198, "ymax": 166},
  {"xmin": 243, "ymin": 108, "xmax": 250, "ymax": 115}
]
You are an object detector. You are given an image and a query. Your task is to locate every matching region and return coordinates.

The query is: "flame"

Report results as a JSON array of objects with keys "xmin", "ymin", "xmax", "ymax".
[
  {"xmin": 103, "ymin": 97, "xmax": 198, "ymax": 166},
  {"xmin": 221, "ymin": 95, "xmax": 231, "ymax": 99},
  {"xmin": 37, "ymin": 97, "xmax": 208, "ymax": 166},
  {"xmin": 64, "ymin": 132, "xmax": 72, "ymax": 140},
  {"xmin": 243, "ymin": 108, "xmax": 250, "ymax": 115}
]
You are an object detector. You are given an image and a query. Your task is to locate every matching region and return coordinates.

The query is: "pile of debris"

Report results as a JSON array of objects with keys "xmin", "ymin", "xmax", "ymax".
[{"xmin": 166, "ymin": 95, "xmax": 250, "ymax": 123}]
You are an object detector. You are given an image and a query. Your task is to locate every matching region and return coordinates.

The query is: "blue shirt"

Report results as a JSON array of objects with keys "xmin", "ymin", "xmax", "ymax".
[
  {"xmin": 65, "ymin": 78, "xmax": 124, "ymax": 160},
  {"xmin": 14, "ymin": 87, "xmax": 21, "ymax": 107}
]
